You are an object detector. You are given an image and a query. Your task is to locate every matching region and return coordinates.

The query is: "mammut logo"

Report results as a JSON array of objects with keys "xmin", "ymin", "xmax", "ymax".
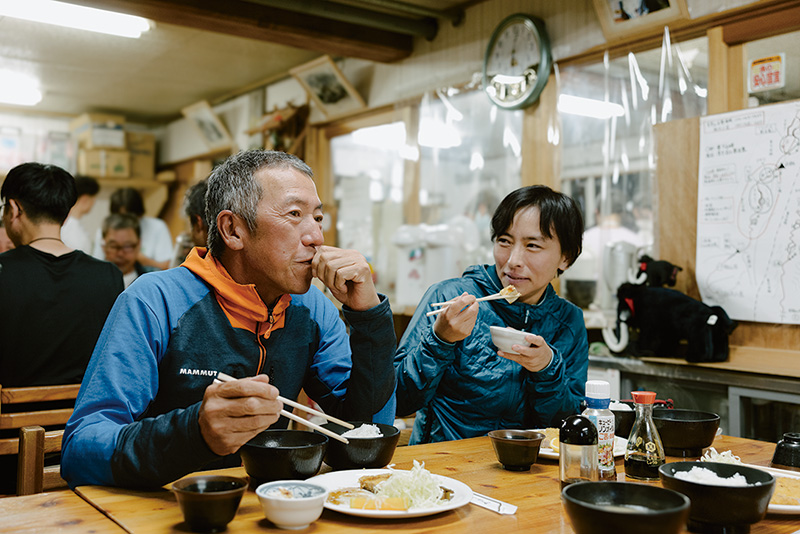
[{"xmin": 179, "ymin": 368, "xmax": 217, "ymax": 377}]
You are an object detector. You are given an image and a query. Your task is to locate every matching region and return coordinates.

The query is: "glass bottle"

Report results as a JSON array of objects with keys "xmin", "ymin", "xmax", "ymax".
[
  {"xmin": 559, "ymin": 414, "xmax": 599, "ymax": 488},
  {"xmin": 624, "ymin": 390, "xmax": 665, "ymax": 481},
  {"xmin": 582, "ymin": 380, "xmax": 617, "ymax": 480}
]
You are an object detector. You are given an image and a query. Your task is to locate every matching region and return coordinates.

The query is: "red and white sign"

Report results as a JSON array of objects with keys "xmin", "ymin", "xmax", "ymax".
[{"xmin": 748, "ymin": 54, "xmax": 785, "ymax": 93}]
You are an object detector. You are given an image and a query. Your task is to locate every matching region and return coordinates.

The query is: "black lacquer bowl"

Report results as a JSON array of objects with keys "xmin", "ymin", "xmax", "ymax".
[
  {"xmin": 488, "ymin": 429, "xmax": 545, "ymax": 471},
  {"xmin": 240, "ymin": 430, "xmax": 328, "ymax": 486},
  {"xmin": 653, "ymin": 408, "xmax": 720, "ymax": 457},
  {"xmin": 562, "ymin": 481, "xmax": 690, "ymax": 534},
  {"xmin": 172, "ymin": 475, "xmax": 247, "ymax": 533},
  {"xmin": 319, "ymin": 421, "xmax": 400, "ymax": 470},
  {"xmin": 659, "ymin": 461, "xmax": 775, "ymax": 534}
]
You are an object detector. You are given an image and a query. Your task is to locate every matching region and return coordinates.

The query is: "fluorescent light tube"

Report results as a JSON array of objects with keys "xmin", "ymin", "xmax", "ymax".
[
  {"xmin": 558, "ymin": 94, "xmax": 625, "ymax": 120},
  {"xmin": 0, "ymin": 0, "xmax": 151, "ymax": 38},
  {"xmin": 0, "ymin": 70, "xmax": 42, "ymax": 106}
]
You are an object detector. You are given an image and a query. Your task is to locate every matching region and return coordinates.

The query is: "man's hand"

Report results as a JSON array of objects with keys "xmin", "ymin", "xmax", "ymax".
[
  {"xmin": 498, "ymin": 334, "xmax": 553, "ymax": 372},
  {"xmin": 312, "ymin": 245, "xmax": 380, "ymax": 311},
  {"xmin": 198, "ymin": 375, "xmax": 282, "ymax": 456},
  {"xmin": 433, "ymin": 293, "xmax": 478, "ymax": 344}
]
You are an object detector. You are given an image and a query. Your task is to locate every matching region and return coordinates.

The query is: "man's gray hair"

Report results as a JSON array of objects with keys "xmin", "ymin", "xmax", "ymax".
[{"xmin": 206, "ymin": 150, "xmax": 314, "ymax": 258}]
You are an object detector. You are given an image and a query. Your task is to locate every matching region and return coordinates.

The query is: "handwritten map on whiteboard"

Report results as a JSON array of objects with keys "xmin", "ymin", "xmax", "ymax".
[{"xmin": 696, "ymin": 101, "xmax": 800, "ymax": 324}]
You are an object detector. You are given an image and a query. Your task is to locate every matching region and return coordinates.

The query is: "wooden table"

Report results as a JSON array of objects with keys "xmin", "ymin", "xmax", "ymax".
[
  {"xmin": 74, "ymin": 435, "xmax": 799, "ymax": 533},
  {"xmin": 0, "ymin": 490, "xmax": 125, "ymax": 533}
]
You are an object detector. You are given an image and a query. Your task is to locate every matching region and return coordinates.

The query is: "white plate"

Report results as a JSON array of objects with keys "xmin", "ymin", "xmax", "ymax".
[
  {"xmin": 307, "ymin": 468, "xmax": 473, "ymax": 519},
  {"xmin": 743, "ymin": 464, "xmax": 800, "ymax": 515},
  {"xmin": 532, "ymin": 430, "xmax": 628, "ymax": 460}
]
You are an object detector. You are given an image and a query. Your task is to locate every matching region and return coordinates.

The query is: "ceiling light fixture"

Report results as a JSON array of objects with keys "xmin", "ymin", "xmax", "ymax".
[
  {"xmin": 0, "ymin": 70, "xmax": 42, "ymax": 106},
  {"xmin": 0, "ymin": 0, "xmax": 151, "ymax": 38},
  {"xmin": 557, "ymin": 94, "xmax": 625, "ymax": 120}
]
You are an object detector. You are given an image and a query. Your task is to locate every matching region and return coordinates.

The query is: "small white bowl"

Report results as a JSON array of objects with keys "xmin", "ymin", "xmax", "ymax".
[
  {"xmin": 256, "ymin": 480, "xmax": 327, "ymax": 530},
  {"xmin": 490, "ymin": 326, "xmax": 531, "ymax": 354}
]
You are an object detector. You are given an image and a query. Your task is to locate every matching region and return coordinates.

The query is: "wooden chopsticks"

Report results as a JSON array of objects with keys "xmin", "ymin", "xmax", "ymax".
[
  {"xmin": 426, "ymin": 292, "xmax": 519, "ymax": 317},
  {"xmin": 213, "ymin": 372, "xmax": 352, "ymax": 444}
]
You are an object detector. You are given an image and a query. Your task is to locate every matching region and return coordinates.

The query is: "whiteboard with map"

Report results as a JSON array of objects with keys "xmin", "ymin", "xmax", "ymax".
[{"xmin": 696, "ymin": 100, "xmax": 800, "ymax": 324}]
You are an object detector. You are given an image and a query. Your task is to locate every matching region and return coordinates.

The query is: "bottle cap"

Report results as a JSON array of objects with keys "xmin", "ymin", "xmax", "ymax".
[
  {"xmin": 559, "ymin": 414, "xmax": 598, "ymax": 445},
  {"xmin": 631, "ymin": 391, "xmax": 657, "ymax": 404},
  {"xmin": 585, "ymin": 380, "xmax": 610, "ymax": 400}
]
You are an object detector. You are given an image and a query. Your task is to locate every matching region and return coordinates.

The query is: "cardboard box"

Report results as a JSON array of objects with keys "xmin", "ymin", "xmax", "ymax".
[
  {"xmin": 126, "ymin": 131, "xmax": 156, "ymax": 180},
  {"xmin": 70, "ymin": 112, "xmax": 126, "ymax": 149},
  {"xmin": 77, "ymin": 149, "xmax": 130, "ymax": 179}
]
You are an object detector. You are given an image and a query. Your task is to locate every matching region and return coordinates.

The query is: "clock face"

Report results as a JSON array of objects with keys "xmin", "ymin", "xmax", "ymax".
[{"xmin": 483, "ymin": 14, "xmax": 552, "ymax": 110}]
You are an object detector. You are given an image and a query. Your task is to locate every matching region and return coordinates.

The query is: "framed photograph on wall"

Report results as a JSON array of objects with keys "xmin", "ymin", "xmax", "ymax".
[
  {"xmin": 181, "ymin": 100, "xmax": 233, "ymax": 152},
  {"xmin": 592, "ymin": 0, "xmax": 689, "ymax": 40},
  {"xmin": 290, "ymin": 55, "xmax": 366, "ymax": 119}
]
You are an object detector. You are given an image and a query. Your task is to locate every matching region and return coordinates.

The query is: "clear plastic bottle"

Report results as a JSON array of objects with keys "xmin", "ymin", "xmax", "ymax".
[
  {"xmin": 582, "ymin": 380, "xmax": 617, "ymax": 481},
  {"xmin": 624, "ymin": 390, "xmax": 665, "ymax": 481},
  {"xmin": 559, "ymin": 414, "xmax": 599, "ymax": 488}
]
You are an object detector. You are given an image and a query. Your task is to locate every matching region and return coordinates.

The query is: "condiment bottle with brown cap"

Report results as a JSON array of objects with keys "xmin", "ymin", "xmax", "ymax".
[{"xmin": 624, "ymin": 390, "xmax": 665, "ymax": 481}]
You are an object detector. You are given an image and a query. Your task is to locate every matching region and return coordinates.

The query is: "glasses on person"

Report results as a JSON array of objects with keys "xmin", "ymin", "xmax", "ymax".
[{"xmin": 104, "ymin": 242, "xmax": 138, "ymax": 253}]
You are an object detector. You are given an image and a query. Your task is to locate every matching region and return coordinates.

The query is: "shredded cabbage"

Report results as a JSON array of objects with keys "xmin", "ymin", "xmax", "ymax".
[
  {"xmin": 700, "ymin": 447, "xmax": 742, "ymax": 464},
  {"xmin": 374, "ymin": 460, "xmax": 446, "ymax": 509}
]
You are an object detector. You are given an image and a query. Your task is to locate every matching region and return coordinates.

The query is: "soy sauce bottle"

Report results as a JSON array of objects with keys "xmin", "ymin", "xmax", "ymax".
[
  {"xmin": 559, "ymin": 414, "xmax": 599, "ymax": 488},
  {"xmin": 624, "ymin": 391, "xmax": 665, "ymax": 481},
  {"xmin": 582, "ymin": 380, "xmax": 617, "ymax": 481}
]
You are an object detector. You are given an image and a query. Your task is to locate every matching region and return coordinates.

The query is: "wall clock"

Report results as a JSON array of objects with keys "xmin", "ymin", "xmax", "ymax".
[{"xmin": 483, "ymin": 14, "xmax": 552, "ymax": 110}]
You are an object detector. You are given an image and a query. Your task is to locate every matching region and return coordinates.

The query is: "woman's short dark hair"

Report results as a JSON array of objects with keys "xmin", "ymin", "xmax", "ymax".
[
  {"xmin": 491, "ymin": 185, "xmax": 584, "ymax": 276},
  {"xmin": 110, "ymin": 187, "xmax": 145, "ymax": 217},
  {"xmin": 0, "ymin": 162, "xmax": 77, "ymax": 225}
]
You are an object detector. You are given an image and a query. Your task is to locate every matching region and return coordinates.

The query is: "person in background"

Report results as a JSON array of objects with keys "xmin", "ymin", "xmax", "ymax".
[
  {"xmin": 394, "ymin": 185, "xmax": 588, "ymax": 445},
  {"xmin": 101, "ymin": 213, "xmax": 156, "ymax": 288},
  {"xmin": 169, "ymin": 180, "xmax": 209, "ymax": 268},
  {"xmin": 0, "ymin": 162, "xmax": 123, "ymax": 494},
  {"xmin": 0, "ymin": 220, "xmax": 14, "ymax": 253},
  {"xmin": 92, "ymin": 187, "xmax": 173, "ymax": 270},
  {"xmin": 61, "ymin": 175, "xmax": 99, "ymax": 252},
  {"xmin": 62, "ymin": 150, "xmax": 397, "ymax": 489},
  {"xmin": 185, "ymin": 180, "xmax": 209, "ymax": 248}
]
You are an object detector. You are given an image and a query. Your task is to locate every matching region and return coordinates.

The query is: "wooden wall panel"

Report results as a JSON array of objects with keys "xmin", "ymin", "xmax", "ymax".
[{"xmin": 654, "ymin": 117, "xmax": 800, "ymax": 354}]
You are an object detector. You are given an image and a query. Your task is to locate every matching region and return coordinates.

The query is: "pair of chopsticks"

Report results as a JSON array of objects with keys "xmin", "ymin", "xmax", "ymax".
[
  {"xmin": 425, "ymin": 292, "xmax": 517, "ymax": 317},
  {"xmin": 214, "ymin": 372, "xmax": 351, "ymax": 444}
]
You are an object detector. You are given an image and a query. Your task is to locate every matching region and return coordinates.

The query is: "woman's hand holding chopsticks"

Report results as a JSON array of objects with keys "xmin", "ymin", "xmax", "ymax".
[{"xmin": 431, "ymin": 292, "xmax": 479, "ymax": 344}]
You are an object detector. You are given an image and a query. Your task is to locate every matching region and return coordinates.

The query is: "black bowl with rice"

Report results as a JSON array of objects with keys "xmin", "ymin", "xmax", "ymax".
[
  {"xmin": 659, "ymin": 461, "xmax": 775, "ymax": 533},
  {"xmin": 319, "ymin": 421, "xmax": 400, "ymax": 470}
]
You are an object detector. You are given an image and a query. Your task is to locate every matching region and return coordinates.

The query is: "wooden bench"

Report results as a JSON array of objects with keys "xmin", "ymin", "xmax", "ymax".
[{"xmin": 0, "ymin": 384, "xmax": 80, "ymax": 495}]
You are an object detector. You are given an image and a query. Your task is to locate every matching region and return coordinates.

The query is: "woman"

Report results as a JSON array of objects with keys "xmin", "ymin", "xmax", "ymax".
[{"xmin": 394, "ymin": 185, "xmax": 588, "ymax": 445}]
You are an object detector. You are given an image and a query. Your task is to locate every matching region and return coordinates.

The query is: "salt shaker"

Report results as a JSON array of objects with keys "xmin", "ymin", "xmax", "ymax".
[
  {"xmin": 624, "ymin": 390, "xmax": 665, "ymax": 481},
  {"xmin": 559, "ymin": 414, "xmax": 599, "ymax": 488}
]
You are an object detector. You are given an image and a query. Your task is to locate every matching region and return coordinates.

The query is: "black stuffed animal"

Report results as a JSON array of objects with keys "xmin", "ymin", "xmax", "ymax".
[
  {"xmin": 636, "ymin": 255, "xmax": 682, "ymax": 287},
  {"xmin": 607, "ymin": 283, "xmax": 737, "ymax": 363}
]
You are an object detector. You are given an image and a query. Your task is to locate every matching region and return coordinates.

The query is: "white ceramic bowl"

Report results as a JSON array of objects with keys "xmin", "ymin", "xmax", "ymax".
[
  {"xmin": 490, "ymin": 326, "xmax": 531, "ymax": 354},
  {"xmin": 256, "ymin": 480, "xmax": 328, "ymax": 530}
]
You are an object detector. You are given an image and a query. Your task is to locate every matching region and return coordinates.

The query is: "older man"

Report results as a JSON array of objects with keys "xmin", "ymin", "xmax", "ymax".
[{"xmin": 62, "ymin": 150, "xmax": 396, "ymax": 489}]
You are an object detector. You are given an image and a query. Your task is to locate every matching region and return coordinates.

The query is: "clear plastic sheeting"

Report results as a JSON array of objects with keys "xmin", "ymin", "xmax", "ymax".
[
  {"xmin": 557, "ymin": 28, "xmax": 708, "ymax": 313},
  {"xmin": 329, "ymin": 86, "xmax": 524, "ymax": 302}
]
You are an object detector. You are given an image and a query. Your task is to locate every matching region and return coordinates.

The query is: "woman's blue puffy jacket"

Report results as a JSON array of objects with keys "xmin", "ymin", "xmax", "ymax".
[{"xmin": 394, "ymin": 264, "xmax": 588, "ymax": 445}]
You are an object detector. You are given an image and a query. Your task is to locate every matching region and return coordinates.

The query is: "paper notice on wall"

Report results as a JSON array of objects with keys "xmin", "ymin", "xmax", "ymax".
[{"xmin": 696, "ymin": 101, "xmax": 800, "ymax": 324}]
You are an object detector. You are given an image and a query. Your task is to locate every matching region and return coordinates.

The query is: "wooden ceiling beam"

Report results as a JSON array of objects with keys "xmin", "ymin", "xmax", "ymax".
[{"xmin": 69, "ymin": 0, "xmax": 413, "ymax": 63}]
